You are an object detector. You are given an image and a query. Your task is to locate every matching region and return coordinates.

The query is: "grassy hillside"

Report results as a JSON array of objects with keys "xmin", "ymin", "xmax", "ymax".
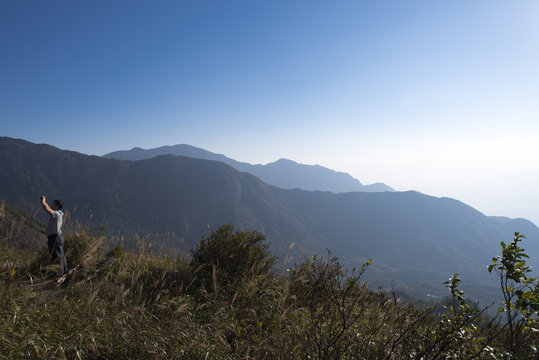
[{"xmin": 1, "ymin": 206, "xmax": 537, "ymax": 359}]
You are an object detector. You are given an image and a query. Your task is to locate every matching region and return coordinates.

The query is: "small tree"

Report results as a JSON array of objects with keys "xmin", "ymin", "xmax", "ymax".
[{"xmin": 488, "ymin": 232, "xmax": 539, "ymax": 356}]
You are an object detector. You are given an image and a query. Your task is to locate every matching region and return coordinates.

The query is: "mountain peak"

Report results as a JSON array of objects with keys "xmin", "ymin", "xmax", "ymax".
[
  {"xmin": 270, "ymin": 158, "xmax": 298, "ymax": 165},
  {"xmin": 103, "ymin": 144, "xmax": 394, "ymax": 193}
]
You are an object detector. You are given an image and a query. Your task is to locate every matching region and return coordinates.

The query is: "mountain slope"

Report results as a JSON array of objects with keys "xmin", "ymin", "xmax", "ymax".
[
  {"xmin": 2, "ymin": 136, "xmax": 538, "ymax": 303},
  {"xmin": 103, "ymin": 144, "xmax": 394, "ymax": 193},
  {"xmin": 0, "ymin": 137, "xmax": 323, "ymax": 254},
  {"xmin": 0, "ymin": 200, "xmax": 44, "ymax": 251}
]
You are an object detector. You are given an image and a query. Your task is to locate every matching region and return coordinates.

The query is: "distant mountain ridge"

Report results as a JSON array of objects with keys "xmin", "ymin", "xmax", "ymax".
[
  {"xmin": 103, "ymin": 144, "xmax": 394, "ymax": 193},
  {"xmin": 2, "ymin": 136, "xmax": 538, "ymax": 304}
]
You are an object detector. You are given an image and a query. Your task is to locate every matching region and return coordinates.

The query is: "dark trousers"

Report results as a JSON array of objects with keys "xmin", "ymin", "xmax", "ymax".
[{"xmin": 47, "ymin": 233, "xmax": 68, "ymax": 275}]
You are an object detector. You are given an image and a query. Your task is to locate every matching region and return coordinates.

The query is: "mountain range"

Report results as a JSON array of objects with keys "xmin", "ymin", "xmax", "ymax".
[
  {"xmin": 103, "ymin": 144, "xmax": 394, "ymax": 193},
  {"xmin": 1, "ymin": 136, "xmax": 538, "ymax": 304}
]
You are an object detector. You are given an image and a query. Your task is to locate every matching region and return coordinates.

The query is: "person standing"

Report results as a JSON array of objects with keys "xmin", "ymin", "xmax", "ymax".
[{"xmin": 40, "ymin": 196, "xmax": 68, "ymax": 276}]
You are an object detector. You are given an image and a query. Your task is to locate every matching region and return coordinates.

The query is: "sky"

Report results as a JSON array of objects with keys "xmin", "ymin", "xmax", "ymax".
[{"xmin": 1, "ymin": 0, "xmax": 539, "ymax": 225}]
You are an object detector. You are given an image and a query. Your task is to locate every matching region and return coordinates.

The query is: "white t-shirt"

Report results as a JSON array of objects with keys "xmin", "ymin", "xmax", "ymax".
[{"xmin": 46, "ymin": 210, "xmax": 63, "ymax": 236}]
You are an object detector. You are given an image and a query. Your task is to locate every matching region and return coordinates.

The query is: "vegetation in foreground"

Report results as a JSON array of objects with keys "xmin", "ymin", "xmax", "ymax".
[{"xmin": 0, "ymin": 204, "xmax": 538, "ymax": 359}]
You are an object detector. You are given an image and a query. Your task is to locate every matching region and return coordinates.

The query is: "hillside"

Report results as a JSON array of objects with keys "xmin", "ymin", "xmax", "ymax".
[
  {"xmin": 0, "ymin": 200, "xmax": 44, "ymax": 253},
  {"xmin": 2, "ymin": 215, "xmax": 536, "ymax": 359},
  {"xmin": 103, "ymin": 144, "xmax": 394, "ymax": 193},
  {"xmin": 1, "ymin": 136, "xmax": 538, "ymax": 303}
]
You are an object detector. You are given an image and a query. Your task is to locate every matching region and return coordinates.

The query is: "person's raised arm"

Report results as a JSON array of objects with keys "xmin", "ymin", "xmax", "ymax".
[{"xmin": 40, "ymin": 195, "xmax": 54, "ymax": 216}]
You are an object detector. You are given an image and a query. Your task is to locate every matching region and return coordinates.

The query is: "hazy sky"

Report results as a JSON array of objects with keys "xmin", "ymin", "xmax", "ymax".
[{"xmin": 1, "ymin": 1, "xmax": 538, "ymax": 225}]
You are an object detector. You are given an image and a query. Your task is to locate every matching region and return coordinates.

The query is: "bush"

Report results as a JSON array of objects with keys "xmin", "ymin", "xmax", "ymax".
[
  {"xmin": 488, "ymin": 232, "xmax": 539, "ymax": 357},
  {"xmin": 106, "ymin": 244, "xmax": 126, "ymax": 259},
  {"xmin": 288, "ymin": 252, "xmax": 372, "ymax": 358},
  {"xmin": 190, "ymin": 224, "xmax": 276, "ymax": 297}
]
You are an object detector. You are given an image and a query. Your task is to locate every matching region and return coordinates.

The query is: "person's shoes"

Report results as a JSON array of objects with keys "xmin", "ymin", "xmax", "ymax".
[{"xmin": 56, "ymin": 273, "xmax": 67, "ymax": 284}]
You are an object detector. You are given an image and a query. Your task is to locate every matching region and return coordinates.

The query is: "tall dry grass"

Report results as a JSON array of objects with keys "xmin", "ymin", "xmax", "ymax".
[{"xmin": 1, "ymin": 222, "xmax": 537, "ymax": 359}]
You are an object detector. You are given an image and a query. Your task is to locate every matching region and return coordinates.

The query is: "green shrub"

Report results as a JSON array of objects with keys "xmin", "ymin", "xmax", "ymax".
[
  {"xmin": 106, "ymin": 244, "xmax": 126, "ymax": 259},
  {"xmin": 488, "ymin": 232, "xmax": 539, "ymax": 357},
  {"xmin": 190, "ymin": 224, "xmax": 276, "ymax": 297}
]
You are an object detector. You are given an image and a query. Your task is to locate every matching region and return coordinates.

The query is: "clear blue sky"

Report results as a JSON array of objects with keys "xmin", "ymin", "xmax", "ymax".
[{"xmin": 1, "ymin": 1, "xmax": 539, "ymax": 225}]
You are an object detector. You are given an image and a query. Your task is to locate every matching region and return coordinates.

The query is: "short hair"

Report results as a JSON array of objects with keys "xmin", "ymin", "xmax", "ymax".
[{"xmin": 52, "ymin": 200, "xmax": 64, "ymax": 210}]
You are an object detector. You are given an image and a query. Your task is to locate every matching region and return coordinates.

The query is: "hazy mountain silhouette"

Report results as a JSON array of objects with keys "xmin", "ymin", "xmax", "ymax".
[
  {"xmin": 2, "ymin": 136, "xmax": 538, "ymax": 303},
  {"xmin": 103, "ymin": 144, "xmax": 394, "ymax": 193}
]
